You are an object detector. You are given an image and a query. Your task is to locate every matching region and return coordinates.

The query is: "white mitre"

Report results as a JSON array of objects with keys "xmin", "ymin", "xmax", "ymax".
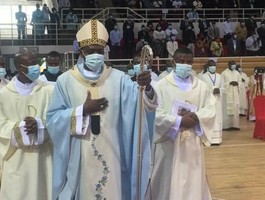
[{"xmin": 76, "ymin": 19, "xmax": 109, "ymax": 48}]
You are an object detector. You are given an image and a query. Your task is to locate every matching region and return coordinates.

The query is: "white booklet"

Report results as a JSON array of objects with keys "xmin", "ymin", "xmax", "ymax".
[{"xmin": 172, "ymin": 99, "xmax": 198, "ymax": 116}]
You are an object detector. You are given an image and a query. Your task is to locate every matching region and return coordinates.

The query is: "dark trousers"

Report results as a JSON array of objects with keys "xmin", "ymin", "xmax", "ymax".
[{"xmin": 17, "ymin": 25, "xmax": 26, "ymax": 40}]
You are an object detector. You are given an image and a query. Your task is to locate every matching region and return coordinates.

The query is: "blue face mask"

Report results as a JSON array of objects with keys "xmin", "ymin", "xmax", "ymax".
[
  {"xmin": 208, "ymin": 66, "xmax": 216, "ymax": 73},
  {"xmin": 22, "ymin": 64, "xmax": 40, "ymax": 81},
  {"xmin": 175, "ymin": 63, "xmax": 192, "ymax": 79},
  {"xmin": 133, "ymin": 64, "xmax": 148, "ymax": 75},
  {"xmin": 166, "ymin": 67, "xmax": 173, "ymax": 73},
  {"xmin": 0, "ymin": 68, "xmax": 6, "ymax": 78},
  {"xmin": 83, "ymin": 53, "xmax": 104, "ymax": 72},
  {"xmin": 47, "ymin": 66, "xmax": 60, "ymax": 74},
  {"xmin": 230, "ymin": 64, "xmax": 236, "ymax": 70},
  {"xmin": 76, "ymin": 56, "xmax": 101, "ymax": 80},
  {"xmin": 128, "ymin": 69, "xmax": 135, "ymax": 77}
]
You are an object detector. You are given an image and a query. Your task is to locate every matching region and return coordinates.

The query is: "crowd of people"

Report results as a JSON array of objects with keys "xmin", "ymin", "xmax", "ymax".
[
  {"xmin": 104, "ymin": 12, "xmax": 265, "ymax": 59},
  {"xmin": 0, "ymin": 17, "xmax": 263, "ymax": 200}
]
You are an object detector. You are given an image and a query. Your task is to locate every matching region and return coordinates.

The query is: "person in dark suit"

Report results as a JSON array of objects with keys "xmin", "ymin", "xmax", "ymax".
[
  {"xmin": 198, "ymin": 16, "xmax": 210, "ymax": 37},
  {"xmin": 227, "ymin": 33, "xmax": 242, "ymax": 56}
]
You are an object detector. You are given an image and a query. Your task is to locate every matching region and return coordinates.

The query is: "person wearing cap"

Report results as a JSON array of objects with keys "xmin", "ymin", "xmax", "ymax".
[
  {"xmin": 46, "ymin": 19, "xmax": 157, "ymax": 200},
  {"xmin": 0, "ymin": 55, "xmax": 9, "ymax": 89},
  {"xmin": 0, "ymin": 50, "xmax": 53, "ymax": 200},
  {"xmin": 221, "ymin": 60, "xmax": 241, "ymax": 130}
]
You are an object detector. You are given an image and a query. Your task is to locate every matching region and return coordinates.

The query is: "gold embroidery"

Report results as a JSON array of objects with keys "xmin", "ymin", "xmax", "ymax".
[
  {"xmin": 79, "ymin": 39, "xmax": 106, "ymax": 48},
  {"xmin": 78, "ymin": 20, "xmax": 107, "ymax": 47},
  {"xmin": 70, "ymin": 109, "xmax": 77, "ymax": 135},
  {"xmin": 13, "ymin": 122, "xmax": 24, "ymax": 148},
  {"xmin": 28, "ymin": 105, "xmax": 37, "ymax": 117}
]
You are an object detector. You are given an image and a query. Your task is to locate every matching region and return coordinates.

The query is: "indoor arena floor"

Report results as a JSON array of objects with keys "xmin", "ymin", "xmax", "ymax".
[{"xmin": 205, "ymin": 116, "xmax": 265, "ymax": 200}]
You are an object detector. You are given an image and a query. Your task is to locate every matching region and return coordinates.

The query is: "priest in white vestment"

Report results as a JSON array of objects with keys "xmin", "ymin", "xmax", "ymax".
[
  {"xmin": 149, "ymin": 47, "xmax": 215, "ymax": 200},
  {"xmin": 158, "ymin": 61, "xmax": 174, "ymax": 80},
  {"xmin": 236, "ymin": 65, "xmax": 249, "ymax": 115},
  {"xmin": 0, "ymin": 51, "xmax": 53, "ymax": 200},
  {"xmin": 221, "ymin": 61, "xmax": 241, "ymax": 129},
  {"xmin": 0, "ymin": 55, "xmax": 9, "ymax": 89},
  {"xmin": 46, "ymin": 20, "xmax": 157, "ymax": 200},
  {"xmin": 201, "ymin": 60, "xmax": 223, "ymax": 144}
]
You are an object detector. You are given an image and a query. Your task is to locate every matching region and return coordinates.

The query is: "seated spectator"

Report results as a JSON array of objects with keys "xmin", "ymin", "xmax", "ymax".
[
  {"xmin": 152, "ymin": 24, "xmax": 166, "ymax": 57},
  {"xmin": 105, "ymin": 14, "xmax": 117, "ymax": 34},
  {"xmin": 153, "ymin": 0, "xmax": 163, "ymax": 8},
  {"xmin": 180, "ymin": 17, "xmax": 194, "ymax": 42},
  {"xmin": 172, "ymin": 0, "xmax": 184, "ymax": 8},
  {"xmin": 223, "ymin": 17, "xmax": 234, "ymax": 44},
  {"xmin": 257, "ymin": 21, "xmax": 265, "ymax": 56},
  {"xmin": 123, "ymin": 15, "xmax": 134, "ymax": 31},
  {"xmin": 208, "ymin": 21, "xmax": 220, "ymax": 43},
  {"xmin": 210, "ymin": 36, "xmax": 223, "ymax": 57},
  {"xmin": 128, "ymin": 0, "xmax": 136, "ymax": 8},
  {"xmin": 146, "ymin": 21, "xmax": 154, "ymax": 44},
  {"xmin": 165, "ymin": 23, "xmax": 178, "ymax": 41},
  {"xmin": 136, "ymin": 36, "xmax": 148, "ymax": 53},
  {"xmin": 193, "ymin": 0, "xmax": 203, "ymax": 9},
  {"xmin": 166, "ymin": 34, "xmax": 178, "ymax": 58},
  {"xmin": 136, "ymin": 0, "xmax": 145, "ymax": 8},
  {"xmin": 245, "ymin": 31, "xmax": 261, "ymax": 56},
  {"xmin": 183, "ymin": 25, "xmax": 196, "ymax": 54},
  {"xmin": 227, "ymin": 32, "xmax": 241, "ymax": 56},
  {"xmin": 158, "ymin": 15, "xmax": 168, "ymax": 31},
  {"xmin": 186, "ymin": 7, "xmax": 199, "ymax": 22},
  {"xmin": 198, "ymin": 16, "xmax": 210, "ymax": 37},
  {"xmin": 235, "ymin": 20, "xmax": 247, "ymax": 56},
  {"xmin": 195, "ymin": 33, "xmax": 209, "ymax": 57}
]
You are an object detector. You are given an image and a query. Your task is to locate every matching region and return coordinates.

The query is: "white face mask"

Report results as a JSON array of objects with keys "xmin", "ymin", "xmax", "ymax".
[
  {"xmin": 0, "ymin": 68, "xmax": 6, "ymax": 78},
  {"xmin": 175, "ymin": 63, "xmax": 192, "ymax": 79},
  {"xmin": 230, "ymin": 64, "xmax": 237, "ymax": 70},
  {"xmin": 83, "ymin": 53, "xmax": 104, "ymax": 72},
  {"xmin": 208, "ymin": 66, "xmax": 216, "ymax": 73},
  {"xmin": 133, "ymin": 64, "xmax": 148, "ymax": 75}
]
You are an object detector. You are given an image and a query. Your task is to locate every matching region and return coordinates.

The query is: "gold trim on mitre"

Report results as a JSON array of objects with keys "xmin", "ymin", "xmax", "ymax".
[{"xmin": 77, "ymin": 20, "xmax": 108, "ymax": 48}]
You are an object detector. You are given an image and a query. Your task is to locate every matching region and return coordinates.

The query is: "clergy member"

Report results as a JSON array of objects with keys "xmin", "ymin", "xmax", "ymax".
[
  {"xmin": 221, "ymin": 60, "xmax": 241, "ymax": 130},
  {"xmin": 0, "ymin": 50, "xmax": 53, "ymax": 200},
  {"xmin": 201, "ymin": 60, "xmax": 223, "ymax": 144},
  {"xmin": 149, "ymin": 47, "xmax": 215, "ymax": 200},
  {"xmin": 40, "ymin": 51, "xmax": 63, "ymax": 83},
  {"xmin": 0, "ymin": 55, "xmax": 9, "ymax": 88},
  {"xmin": 236, "ymin": 64, "xmax": 249, "ymax": 116},
  {"xmin": 158, "ymin": 60, "xmax": 174, "ymax": 80},
  {"xmin": 46, "ymin": 19, "xmax": 157, "ymax": 200}
]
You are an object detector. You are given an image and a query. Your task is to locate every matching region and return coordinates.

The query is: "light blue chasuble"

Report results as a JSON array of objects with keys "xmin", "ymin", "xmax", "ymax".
[{"xmin": 46, "ymin": 65, "xmax": 155, "ymax": 200}]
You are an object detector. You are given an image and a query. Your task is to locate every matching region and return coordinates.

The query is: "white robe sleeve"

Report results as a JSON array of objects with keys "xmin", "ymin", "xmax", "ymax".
[
  {"xmin": 33, "ymin": 118, "xmax": 45, "ymax": 145},
  {"xmin": 11, "ymin": 118, "xmax": 46, "ymax": 146},
  {"xmin": 74, "ymin": 105, "xmax": 90, "ymax": 135},
  {"xmin": 143, "ymin": 87, "xmax": 158, "ymax": 112}
]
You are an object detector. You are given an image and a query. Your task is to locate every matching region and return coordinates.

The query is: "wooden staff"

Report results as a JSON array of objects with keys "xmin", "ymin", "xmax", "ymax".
[{"xmin": 136, "ymin": 45, "xmax": 153, "ymax": 200}]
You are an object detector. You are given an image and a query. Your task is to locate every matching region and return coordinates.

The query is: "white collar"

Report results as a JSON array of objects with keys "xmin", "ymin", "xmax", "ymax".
[
  {"xmin": 173, "ymin": 72, "xmax": 192, "ymax": 91},
  {"xmin": 14, "ymin": 76, "xmax": 37, "ymax": 96}
]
